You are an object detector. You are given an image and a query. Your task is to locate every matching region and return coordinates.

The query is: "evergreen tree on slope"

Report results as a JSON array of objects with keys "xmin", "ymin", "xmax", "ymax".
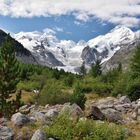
[{"xmin": 0, "ymin": 35, "xmax": 21, "ymax": 117}]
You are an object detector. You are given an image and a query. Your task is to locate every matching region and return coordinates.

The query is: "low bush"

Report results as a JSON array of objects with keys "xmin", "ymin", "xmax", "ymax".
[
  {"xmin": 17, "ymin": 81, "xmax": 41, "ymax": 91},
  {"xmin": 37, "ymin": 80, "xmax": 70, "ymax": 105},
  {"xmin": 111, "ymin": 73, "xmax": 130, "ymax": 96},
  {"xmin": 70, "ymin": 91, "xmax": 86, "ymax": 109},
  {"xmin": 45, "ymin": 113, "xmax": 125, "ymax": 140},
  {"xmin": 64, "ymin": 75, "xmax": 74, "ymax": 87},
  {"xmin": 127, "ymin": 79, "xmax": 140, "ymax": 101},
  {"xmin": 92, "ymin": 82, "xmax": 113, "ymax": 95}
]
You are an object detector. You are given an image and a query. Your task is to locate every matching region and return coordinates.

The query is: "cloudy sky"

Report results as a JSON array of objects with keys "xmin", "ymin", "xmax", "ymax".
[{"xmin": 0, "ymin": 0, "xmax": 140, "ymax": 41}]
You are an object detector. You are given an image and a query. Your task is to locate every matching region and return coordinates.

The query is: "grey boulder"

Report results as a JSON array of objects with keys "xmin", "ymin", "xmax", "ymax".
[
  {"xmin": 0, "ymin": 126, "xmax": 14, "ymax": 140},
  {"xmin": 86, "ymin": 106, "xmax": 105, "ymax": 120},
  {"xmin": 31, "ymin": 129, "xmax": 46, "ymax": 140},
  {"xmin": 11, "ymin": 112, "xmax": 30, "ymax": 127},
  {"xmin": 102, "ymin": 108, "xmax": 122, "ymax": 123},
  {"xmin": 45, "ymin": 109, "xmax": 59, "ymax": 119},
  {"xmin": 119, "ymin": 96, "xmax": 131, "ymax": 104}
]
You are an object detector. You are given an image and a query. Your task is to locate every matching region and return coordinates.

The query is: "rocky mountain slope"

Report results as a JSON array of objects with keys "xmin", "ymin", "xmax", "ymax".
[
  {"xmin": 0, "ymin": 30, "xmax": 37, "ymax": 64},
  {"xmin": 14, "ymin": 26, "xmax": 140, "ymax": 73},
  {"xmin": 101, "ymin": 29, "xmax": 140, "ymax": 72},
  {"xmin": 102, "ymin": 40, "xmax": 140, "ymax": 72}
]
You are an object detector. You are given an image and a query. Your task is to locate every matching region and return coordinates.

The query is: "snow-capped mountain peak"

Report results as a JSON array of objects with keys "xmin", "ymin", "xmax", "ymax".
[
  {"xmin": 14, "ymin": 26, "xmax": 138, "ymax": 73},
  {"xmin": 84, "ymin": 26, "xmax": 135, "ymax": 64}
]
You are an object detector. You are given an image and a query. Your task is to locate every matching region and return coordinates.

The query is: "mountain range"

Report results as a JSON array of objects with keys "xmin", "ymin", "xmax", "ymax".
[{"xmin": 0, "ymin": 26, "xmax": 140, "ymax": 73}]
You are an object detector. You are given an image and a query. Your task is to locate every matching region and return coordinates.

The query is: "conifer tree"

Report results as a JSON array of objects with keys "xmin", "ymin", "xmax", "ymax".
[{"xmin": 0, "ymin": 35, "xmax": 21, "ymax": 117}]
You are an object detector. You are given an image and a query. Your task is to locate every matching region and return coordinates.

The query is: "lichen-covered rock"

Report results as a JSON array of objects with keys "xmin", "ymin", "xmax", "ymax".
[
  {"xmin": 0, "ymin": 118, "xmax": 8, "ymax": 126},
  {"xmin": 115, "ymin": 103, "xmax": 132, "ymax": 113},
  {"xmin": 45, "ymin": 108, "xmax": 59, "ymax": 119},
  {"xmin": 11, "ymin": 112, "xmax": 30, "ymax": 127},
  {"xmin": 102, "ymin": 108, "xmax": 122, "ymax": 123},
  {"xmin": 0, "ymin": 126, "xmax": 14, "ymax": 140},
  {"xmin": 70, "ymin": 104, "xmax": 84, "ymax": 118},
  {"xmin": 86, "ymin": 106, "xmax": 105, "ymax": 120},
  {"xmin": 61, "ymin": 103, "xmax": 84, "ymax": 119},
  {"xmin": 31, "ymin": 129, "xmax": 46, "ymax": 140},
  {"xmin": 31, "ymin": 112, "xmax": 46, "ymax": 122},
  {"xmin": 119, "ymin": 96, "xmax": 131, "ymax": 104}
]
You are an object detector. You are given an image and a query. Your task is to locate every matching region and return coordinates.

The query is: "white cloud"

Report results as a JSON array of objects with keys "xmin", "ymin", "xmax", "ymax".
[{"xmin": 0, "ymin": 0, "xmax": 140, "ymax": 27}]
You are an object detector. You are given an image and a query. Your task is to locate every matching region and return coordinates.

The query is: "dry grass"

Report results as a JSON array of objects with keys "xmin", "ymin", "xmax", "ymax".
[
  {"xmin": 7, "ymin": 121, "xmax": 42, "ymax": 139},
  {"xmin": 85, "ymin": 93, "xmax": 100, "ymax": 100},
  {"xmin": 11, "ymin": 90, "xmax": 35, "ymax": 104},
  {"xmin": 126, "ymin": 122, "xmax": 140, "ymax": 140}
]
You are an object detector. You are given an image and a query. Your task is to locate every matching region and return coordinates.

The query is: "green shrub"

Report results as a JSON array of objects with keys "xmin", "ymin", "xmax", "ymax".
[
  {"xmin": 45, "ymin": 113, "xmax": 125, "ymax": 140},
  {"xmin": 100, "ymin": 66, "xmax": 121, "ymax": 84},
  {"xmin": 73, "ymin": 77, "xmax": 113, "ymax": 96},
  {"xmin": 64, "ymin": 75, "xmax": 74, "ymax": 87},
  {"xmin": 37, "ymin": 80, "xmax": 70, "ymax": 105},
  {"xmin": 73, "ymin": 81, "xmax": 92, "ymax": 93},
  {"xmin": 130, "ymin": 45, "xmax": 140, "ymax": 78},
  {"xmin": 112, "ymin": 73, "xmax": 130, "ymax": 96},
  {"xmin": 92, "ymin": 82, "xmax": 113, "ymax": 95},
  {"xmin": 17, "ymin": 81, "xmax": 41, "ymax": 91},
  {"xmin": 127, "ymin": 79, "xmax": 140, "ymax": 101},
  {"xmin": 73, "ymin": 78, "xmax": 97, "ymax": 93},
  {"xmin": 70, "ymin": 91, "xmax": 86, "ymax": 109}
]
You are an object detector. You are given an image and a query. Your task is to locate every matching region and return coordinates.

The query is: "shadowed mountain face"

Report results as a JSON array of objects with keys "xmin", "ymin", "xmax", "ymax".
[{"xmin": 0, "ymin": 30, "xmax": 37, "ymax": 64}]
